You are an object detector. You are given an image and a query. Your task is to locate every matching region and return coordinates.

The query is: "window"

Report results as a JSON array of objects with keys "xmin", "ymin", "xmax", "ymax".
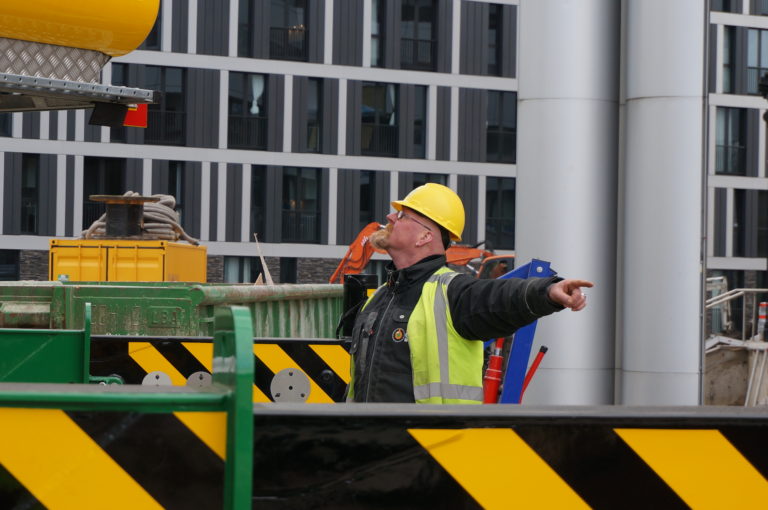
[
  {"xmin": 414, "ymin": 85, "xmax": 427, "ymax": 158},
  {"xmin": 167, "ymin": 161, "xmax": 185, "ymax": 224},
  {"xmin": 270, "ymin": 0, "xmax": 308, "ymax": 61},
  {"xmin": 715, "ymin": 107, "xmax": 746, "ymax": 175},
  {"xmin": 371, "ymin": 0, "xmax": 385, "ymax": 67},
  {"xmin": 359, "ymin": 171, "xmax": 376, "ymax": 230},
  {"xmin": 145, "ymin": 66, "xmax": 186, "ymax": 145},
  {"xmin": 734, "ymin": 189, "xmax": 746, "ymax": 257},
  {"xmin": 20, "ymin": 155, "xmax": 39, "ymax": 234},
  {"xmin": 252, "ymin": 166, "xmax": 267, "ymax": 238},
  {"xmin": 0, "ymin": 112, "xmax": 10, "ymax": 137},
  {"xmin": 280, "ymin": 257, "xmax": 298, "ymax": 283},
  {"xmin": 224, "ymin": 256, "xmax": 264, "ymax": 283},
  {"xmin": 306, "ymin": 78, "xmax": 322, "ymax": 152},
  {"xmin": 0, "ymin": 251, "xmax": 19, "ymax": 281},
  {"xmin": 82, "ymin": 157, "xmax": 126, "ymax": 229},
  {"xmin": 748, "ymin": 29, "xmax": 768, "ymax": 94},
  {"xmin": 362, "ymin": 82, "xmax": 398, "ymax": 157},
  {"xmin": 143, "ymin": 15, "xmax": 161, "ymax": 50},
  {"xmin": 401, "ymin": 0, "xmax": 436, "ymax": 71},
  {"xmin": 723, "ymin": 26, "xmax": 735, "ymax": 94},
  {"xmin": 282, "ymin": 167, "xmax": 321, "ymax": 243},
  {"xmin": 238, "ymin": 0, "xmax": 254, "ymax": 57},
  {"xmin": 759, "ymin": 191, "xmax": 768, "ymax": 257},
  {"xmin": 488, "ymin": 4, "xmax": 502, "ymax": 75},
  {"xmin": 229, "ymin": 73, "xmax": 267, "ymax": 150},
  {"xmin": 487, "ymin": 91, "xmax": 517, "ymax": 163},
  {"xmin": 712, "ymin": 0, "xmax": 739, "ymax": 12},
  {"xmin": 412, "ymin": 173, "xmax": 447, "ymax": 187},
  {"xmin": 486, "ymin": 177, "xmax": 515, "ymax": 250}
]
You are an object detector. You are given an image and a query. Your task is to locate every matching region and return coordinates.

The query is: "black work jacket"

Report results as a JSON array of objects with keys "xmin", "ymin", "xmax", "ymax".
[{"xmin": 349, "ymin": 255, "xmax": 563, "ymax": 403}]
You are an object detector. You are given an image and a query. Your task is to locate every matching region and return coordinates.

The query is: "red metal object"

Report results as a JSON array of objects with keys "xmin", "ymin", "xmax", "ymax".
[
  {"xmin": 483, "ymin": 338, "xmax": 505, "ymax": 403},
  {"xmin": 123, "ymin": 103, "xmax": 148, "ymax": 128},
  {"xmin": 520, "ymin": 346, "xmax": 548, "ymax": 402}
]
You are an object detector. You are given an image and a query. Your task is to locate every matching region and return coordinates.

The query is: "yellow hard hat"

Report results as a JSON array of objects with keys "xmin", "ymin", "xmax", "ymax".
[{"xmin": 392, "ymin": 183, "xmax": 465, "ymax": 241}]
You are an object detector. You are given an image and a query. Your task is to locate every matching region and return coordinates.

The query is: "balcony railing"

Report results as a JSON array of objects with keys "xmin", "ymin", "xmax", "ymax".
[
  {"xmin": 715, "ymin": 145, "xmax": 746, "ymax": 175},
  {"xmin": 361, "ymin": 123, "xmax": 398, "ymax": 157},
  {"xmin": 485, "ymin": 217, "xmax": 515, "ymax": 250},
  {"xmin": 486, "ymin": 129, "xmax": 516, "ymax": 163},
  {"xmin": 145, "ymin": 111, "xmax": 186, "ymax": 145},
  {"xmin": 400, "ymin": 37, "xmax": 436, "ymax": 71},
  {"xmin": 82, "ymin": 202, "xmax": 106, "ymax": 230},
  {"xmin": 306, "ymin": 123, "xmax": 321, "ymax": 152},
  {"xmin": 229, "ymin": 115, "xmax": 268, "ymax": 150},
  {"xmin": 281, "ymin": 210, "xmax": 320, "ymax": 243},
  {"xmin": 270, "ymin": 26, "xmax": 308, "ymax": 61},
  {"xmin": 746, "ymin": 67, "xmax": 768, "ymax": 94}
]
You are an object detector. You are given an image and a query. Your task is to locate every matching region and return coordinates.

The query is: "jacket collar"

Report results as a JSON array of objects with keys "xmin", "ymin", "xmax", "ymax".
[{"xmin": 386, "ymin": 255, "xmax": 446, "ymax": 289}]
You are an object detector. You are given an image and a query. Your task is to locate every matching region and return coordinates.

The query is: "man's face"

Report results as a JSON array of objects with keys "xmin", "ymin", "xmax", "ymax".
[{"xmin": 369, "ymin": 207, "xmax": 433, "ymax": 252}]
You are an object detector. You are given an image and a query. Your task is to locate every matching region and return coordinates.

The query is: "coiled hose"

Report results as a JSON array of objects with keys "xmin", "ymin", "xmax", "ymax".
[{"xmin": 81, "ymin": 191, "xmax": 200, "ymax": 245}]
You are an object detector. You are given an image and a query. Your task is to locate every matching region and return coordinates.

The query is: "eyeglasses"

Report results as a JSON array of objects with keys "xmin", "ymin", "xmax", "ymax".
[{"xmin": 396, "ymin": 210, "xmax": 433, "ymax": 231}]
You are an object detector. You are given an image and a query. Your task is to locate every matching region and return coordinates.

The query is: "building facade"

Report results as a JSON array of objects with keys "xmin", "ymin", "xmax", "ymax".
[{"xmin": 0, "ymin": 0, "xmax": 519, "ymax": 284}]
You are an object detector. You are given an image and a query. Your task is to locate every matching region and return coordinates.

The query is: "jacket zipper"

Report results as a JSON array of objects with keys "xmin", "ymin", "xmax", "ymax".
[{"xmin": 364, "ymin": 287, "xmax": 397, "ymax": 402}]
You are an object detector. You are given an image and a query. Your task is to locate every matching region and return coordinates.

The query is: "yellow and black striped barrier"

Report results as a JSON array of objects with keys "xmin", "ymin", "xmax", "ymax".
[{"xmin": 251, "ymin": 405, "xmax": 768, "ymax": 509}]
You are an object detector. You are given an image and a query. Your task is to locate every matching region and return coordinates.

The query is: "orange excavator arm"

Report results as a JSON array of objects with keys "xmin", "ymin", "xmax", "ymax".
[{"xmin": 329, "ymin": 222, "xmax": 386, "ymax": 284}]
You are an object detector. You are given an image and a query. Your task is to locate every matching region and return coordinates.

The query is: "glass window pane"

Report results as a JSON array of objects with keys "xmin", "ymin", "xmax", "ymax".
[
  {"xmin": 749, "ymin": 29, "xmax": 758, "ymax": 67},
  {"xmin": 501, "ymin": 92, "xmax": 516, "ymax": 128},
  {"xmin": 761, "ymin": 31, "xmax": 768, "ymax": 68}
]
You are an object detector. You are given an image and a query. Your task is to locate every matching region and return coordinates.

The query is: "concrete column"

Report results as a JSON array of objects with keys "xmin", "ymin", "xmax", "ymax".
[
  {"xmin": 620, "ymin": 0, "xmax": 705, "ymax": 405},
  {"xmin": 517, "ymin": 0, "xmax": 619, "ymax": 404}
]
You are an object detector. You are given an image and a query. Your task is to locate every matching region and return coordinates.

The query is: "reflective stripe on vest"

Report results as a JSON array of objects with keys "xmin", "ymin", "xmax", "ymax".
[{"xmin": 411, "ymin": 269, "xmax": 484, "ymax": 404}]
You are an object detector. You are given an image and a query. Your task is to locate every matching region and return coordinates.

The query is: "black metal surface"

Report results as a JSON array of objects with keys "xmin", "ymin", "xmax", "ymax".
[{"xmin": 340, "ymin": 274, "xmax": 379, "ymax": 337}]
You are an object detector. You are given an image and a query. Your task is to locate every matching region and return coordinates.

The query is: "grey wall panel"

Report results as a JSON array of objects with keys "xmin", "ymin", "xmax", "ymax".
[
  {"xmin": 308, "ymin": 0, "xmax": 326, "ymax": 64},
  {"xmin": 460, "ymin": 1, "xmax": 480, "ymax": 75},
  {"xmin": 714, "ymin": 188, "xmax": 727, "ymax": 256},
  {"xmin": 333, "ymin": 0, "xmax": 363, "ymax": 66},
  {"xmin": 374, "ymin": 170, "xmax": 391, "ymax": 219},
  {"xmin": 184, "ymin": 161, "xmax": 202, "ymax": 239},
  {"xmin": 22, "ymin": 113, "xmax": 39, "ymax": 140},
  {"xmin": 198, "ymin": 0, "xmax": 229, "ymax": 56},
  {"xmin": 209, "ymin": 165, "xmax": 219, "ymax": 240},
  {"xmin": 346, "ymin": 80, "xmax": 362, "ymax": 155},
  {"xmin": 268, "ymin": 74, "xmax": 285, "ymax": 152},
  {"xmin": 709, "ymin": 24, "xmax": 717, "ymax": 94},
  {"xmin": 384, "ymin": 0, "xmax": 402, "ymax": 69},
  {"xmin": 501, "ymin": 5, "xmax": 517, "ymax": 78},
  {"xmin": 748, "ymin": 108, "xmax": 760, "ymax": 177},
  {"xmin": 186, "ymin": 68, "xmax": 220, "ymax": 148},
  {"xmin": 249, "ymin": 0, "xmax": 271, "ymax": 59},
  {"xmin": 320, "ymin": 168, "xmax": 329, "ymax": 244},
  {"xmin": 398, "ymin": 172, "xmax": 415, "ymax": 197},
  {"xmin": 457, "ymin": 174, "xmax": 478, "ymax": 244},
  {"xmin": 66, "ymin": 111, "xmax": 76, "ymax": 141},
  {"xmin": 437, "ymin": 0, "xmax": 454, "ymax": 73},
  {"xmin": 458, "ymin": 88, "xmax": 486, "ymax": 162},
  {"xmin": 226, "ymin": 164, "xmax": 243, "ymax": 242},
  {"xmin": 292, "ymin": 76, "xmax": 308, "ymax": 152},
  {"xmin": 2, "ymin": 154, "xmax": 18, "ymax": 233},
  {"xmin": 152, "ymin": 159, "xmax": 169, "ymax": 193},
  {"xmin": 436, "ymin": 86, "xmax": 451, "ymax": 160},
  {"xmin": 84, "ymin": 115, "xmax": 101, "ymax": 142},
  {"xmin": 336, "ymin": 169, "xmax": 360, "ymax": 244},
  {"xmin": 49, "ymin": 112, "xmax": 58, "ymax": 140},
  {"xmin": 125, "ymin": 159, "xmax": 144, "ymax": 193},
  {"xmin": 323, "ymin": 79, "xmax": 339, "ymax": 154},
  {"xmin": 65, "ymin": 156, "xmax": 74, "ymax": 237},
  {"xmin": 735, "ymin": 26, "xmax": 746, "ymax": 95},
  {"xmin": 399, "ymin": 84, "xmax": 413, "ymax": 158},
  {"xmin": 172, "ymin": 0, "xmax": 189, "ymax": 53},
  {"xmin": 265, "ymin": 166, "xmax": 282, "ymax": 242},
  {"xmin": 38, "ymin": 155, "xmax": 57, "ymax": 236}
]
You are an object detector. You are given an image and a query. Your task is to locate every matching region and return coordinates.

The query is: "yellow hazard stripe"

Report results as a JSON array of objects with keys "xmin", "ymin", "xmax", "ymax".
[
  {"xmin": 183, "ymin": 342, "xmax": 271, "ymax": 403},
  {"xmin": 254, "ymin": 344, "xmax": 334, "ymax": 403},
  {"xmin": 0, "ymin": 408, "xmax": 162, "ymax": 510},
  {"xmin": 129, "ymin": 342, "xmax": 227, "ymax": 460},
  {"xmin": 409, "ymin": 428, "xmax": 589, "ymax": 510},
  {"xmin": 616, "ymin": 428, "xmax": 768, "ymax": 509},
  {"xmin": 309, "ymin": 344, "xmax": 351, "ymax": 384}
]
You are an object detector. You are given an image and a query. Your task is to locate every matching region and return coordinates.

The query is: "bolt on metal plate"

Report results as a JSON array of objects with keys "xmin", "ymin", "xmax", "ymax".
[
  {"xmin": 142, "ymin": 371, "xmax": 172, "ymax": 386},
  {"xmin": 270, "ymin": 368, "xmax": 311, "ymax": 403}
]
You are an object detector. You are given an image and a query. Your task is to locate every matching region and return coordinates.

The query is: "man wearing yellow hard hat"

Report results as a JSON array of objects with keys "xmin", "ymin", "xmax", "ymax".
[{"xmin": 347, "ymin": 183, "xmax": 593, "ymax": 404}]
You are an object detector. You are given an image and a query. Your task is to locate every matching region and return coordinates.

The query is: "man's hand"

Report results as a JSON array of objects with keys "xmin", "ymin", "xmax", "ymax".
[{"xmin": 548, "ymin": 279, "xmax": 594, "ymax": 311}]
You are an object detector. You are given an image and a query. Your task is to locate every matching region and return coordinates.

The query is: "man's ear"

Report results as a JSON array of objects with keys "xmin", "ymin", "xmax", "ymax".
[{"xmin": 415, "ymin": 230, "xmax": 433, "ymax": 248}]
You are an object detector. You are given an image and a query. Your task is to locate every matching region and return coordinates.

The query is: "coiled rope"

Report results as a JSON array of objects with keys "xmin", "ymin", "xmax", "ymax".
[{"xmin": 81, "ymin": 191, "xmax": 200, "ymax": 245}]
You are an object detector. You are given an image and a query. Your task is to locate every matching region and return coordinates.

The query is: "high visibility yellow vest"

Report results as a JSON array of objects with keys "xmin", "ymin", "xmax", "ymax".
[{"xmin": 348, "ymin": 267, "xmax": 484, "ymax": 404}]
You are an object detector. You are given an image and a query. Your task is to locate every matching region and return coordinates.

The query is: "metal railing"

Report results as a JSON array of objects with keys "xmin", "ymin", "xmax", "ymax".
[
  {"xmin": 269, "ymin": 26, "xmax": 308, "ymax": 61},
  {"xmin": 361, "ymin": 123, "xmax": 398, "ymax": 156},
  {"xmin": 281, "ymin": 210, "xmax": 320, "ymax": 243},
  {"xmin": 229, "ymin": 115, "xmax": 268, "ymax": 150},
  {"xmin": 400, "ymin": 38, "xmax": 435, "ymax": 71},
  {"xmin": 715, "ymin": 145, "xmax": 745, "ymax": 174},
  {"xmin": 487, "ymin": 130, "xmax": 517, "ymax": 163},
  {"xmin": 145, "ymin": 111, "xmax": 186, "ymax": 145},
  {"xmin": 82, "ymin": 202, "xmax": 106, "ymax": 229},
  {"xmin": 705, "ymin": 287, "xmax": 768, "ymax": 341}
]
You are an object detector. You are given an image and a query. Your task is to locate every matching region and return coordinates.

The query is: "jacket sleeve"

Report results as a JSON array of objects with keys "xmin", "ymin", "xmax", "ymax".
[{"xmin": 447, "ymin": 274, "xmax": 564, "ymax": 340}]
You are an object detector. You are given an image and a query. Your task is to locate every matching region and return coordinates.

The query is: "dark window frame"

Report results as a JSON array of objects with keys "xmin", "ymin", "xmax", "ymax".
[
  {"xmin": 82, "ymin": 157, "xmax": 128, "ymax": 229},
  {"xmin": 400, "ymin": 0, "xmax": 437, "ymax": 71},
  {"xmin": 306, "ymin": 78, "xmax": 322, "ymax": 153},
  {"xmin": 747, "ymin": 28, "xmax": 768, "ymax": 94},
  {"xmin": 229, "ymin": 72, "xmax": 268, "ymax": 150},
  {"xmin": 251, "ymin": 165, "xmax": 267, "ymax": 239},
  {"xmin": 20, "ymin": 154, "xmax": 40, "ymax": 235},
  {"xmin": 488, "ymin": 4, "xmax": 502, "ymax": 76},
  {"xmin": 281, "ymin": 167, "xmax": 321, "ymax": 243},
  {"xmin": 270, "ymin": 0, "xmax": 309, "ymax": 61},
  {"xmin": 485, "ymin": 176, "xmax": 515, "ymax": 250},
  {"xmin": 715, "ymin": 107, "xmax": 746, "ymax": 175},
  {"xmin": 361, "ymin": 82, "xmax": 399, "ymax": 157},
  {"xmin": 371, "ymin": 0, "xmax": 386, "ymax": 67},
  {"xmin": 486, "ymin": 90, "xmax": 517, "ymax": 164},
  {"xmin": 145, "ymin": 66, "xmax": 187, "ymax": 146}
]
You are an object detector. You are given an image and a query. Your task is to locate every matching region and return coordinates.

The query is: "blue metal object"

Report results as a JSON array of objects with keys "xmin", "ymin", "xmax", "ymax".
[{"xmin": 497, "ymin": 259, "xmax": 556, "ymax": 404}]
